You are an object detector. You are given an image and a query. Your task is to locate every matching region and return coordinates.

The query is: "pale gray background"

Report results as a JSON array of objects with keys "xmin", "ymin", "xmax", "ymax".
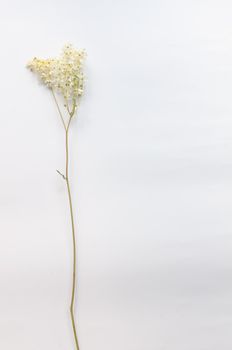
[{"xmin": 0, "ymin": 0, "xmax": 232, "ymax": 349}]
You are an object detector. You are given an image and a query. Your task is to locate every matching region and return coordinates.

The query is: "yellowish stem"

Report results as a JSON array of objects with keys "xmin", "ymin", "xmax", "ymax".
[
  {"xmin": 65, "ymin": 118, "xmax": 80, "ymax": 350},
  {"xmin": 53, "ymin": 92, "xmax": 80, "ymax": 350}
]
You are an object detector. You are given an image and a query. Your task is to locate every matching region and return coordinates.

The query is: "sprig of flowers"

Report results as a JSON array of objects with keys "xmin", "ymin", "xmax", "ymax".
[{"xmin": 27, "ymin": 44, "xmax": 86, "ymax": 114}]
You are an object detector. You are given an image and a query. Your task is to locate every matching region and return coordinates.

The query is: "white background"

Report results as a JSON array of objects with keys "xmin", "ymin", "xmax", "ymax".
[{"xmin": 0, "ymin": 0, "xmax": 232, "ymax": 349}]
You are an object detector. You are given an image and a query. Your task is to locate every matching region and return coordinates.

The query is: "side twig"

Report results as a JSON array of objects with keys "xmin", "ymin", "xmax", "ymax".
[{"xmin": 56, "ymin": 169, "xmax": 66, "ymax": 180}]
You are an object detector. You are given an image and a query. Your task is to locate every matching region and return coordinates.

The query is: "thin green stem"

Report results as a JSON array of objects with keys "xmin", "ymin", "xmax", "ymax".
[
  {"xmin": 54, "ymin": 99, "xmax": 79, "ymax": 350},
  {"xmin": 65, "ymin": 117, "xmax": 80, "ymax": 350},
  {"xmin": 53, "ymin": 91, "xmax": 80, "ymax": 349}
]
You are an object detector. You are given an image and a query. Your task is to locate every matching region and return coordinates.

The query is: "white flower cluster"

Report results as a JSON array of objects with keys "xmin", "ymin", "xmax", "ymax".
[{"xmin": 27, "ymin": 45, "xmax": 86, "ymax": 102}]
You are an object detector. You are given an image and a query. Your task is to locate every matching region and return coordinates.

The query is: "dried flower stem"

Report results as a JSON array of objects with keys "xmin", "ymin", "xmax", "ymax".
[
  {"xmin": 53, "ymin": 91, "xmax": 80, "ymax": 350},
  {"xmin": 66, "ymin": 123, "xmax": 80, "ymax": 350}
]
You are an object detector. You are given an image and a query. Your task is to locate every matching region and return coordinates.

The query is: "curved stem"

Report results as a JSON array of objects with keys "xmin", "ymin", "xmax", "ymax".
[{"xmin": 65, "ymin": 117, "xmax": 80, "ymax": 350}]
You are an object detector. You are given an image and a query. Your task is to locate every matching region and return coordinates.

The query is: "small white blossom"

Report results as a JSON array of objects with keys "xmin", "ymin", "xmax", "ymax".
[{"xmin": 27, "ymin": 44, "xmax": 86, "ymax": 103}]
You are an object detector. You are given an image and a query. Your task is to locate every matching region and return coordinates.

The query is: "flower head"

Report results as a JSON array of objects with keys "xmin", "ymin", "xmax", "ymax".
[{"xmin": 27, "ymin": 44, "xmax": 86, "ymax": 103}]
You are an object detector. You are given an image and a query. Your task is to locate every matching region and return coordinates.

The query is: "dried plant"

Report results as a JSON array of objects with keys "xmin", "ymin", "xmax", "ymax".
[{"xmin": 27, "ymin": 44, "xmax": 86, "ymax": 350}]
